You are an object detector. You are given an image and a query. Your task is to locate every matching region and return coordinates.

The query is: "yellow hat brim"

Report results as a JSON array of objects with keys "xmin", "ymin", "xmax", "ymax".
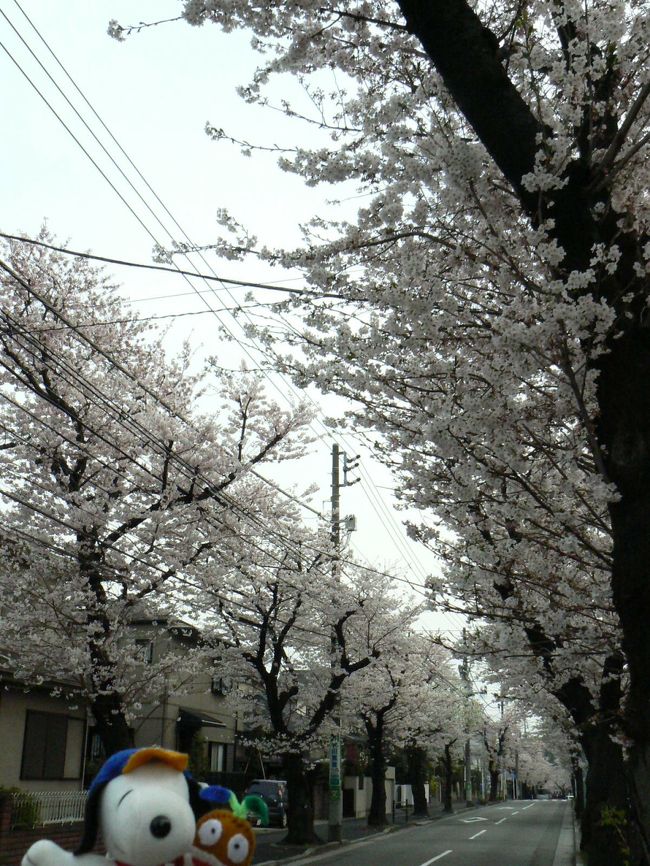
[{"xmin": 123, "ymin": 748, "xmax": 188, "ymax": 775}]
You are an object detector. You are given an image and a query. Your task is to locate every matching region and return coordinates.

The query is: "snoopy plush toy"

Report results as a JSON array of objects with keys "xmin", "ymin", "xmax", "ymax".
[{"xmin": 22, "ymin": 747, "xmax": 203, "ymax": 866}]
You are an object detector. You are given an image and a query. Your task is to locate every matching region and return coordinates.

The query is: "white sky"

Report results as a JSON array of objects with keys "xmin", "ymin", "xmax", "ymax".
[{"xmin": 0, "ymin": 1, "xmax": 467, "ymax": 642}]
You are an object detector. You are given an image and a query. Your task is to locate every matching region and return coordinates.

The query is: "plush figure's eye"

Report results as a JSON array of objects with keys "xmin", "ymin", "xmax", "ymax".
[
  {"xmin": 227, "ymin": 832, "xmax": 249, "ymax": 864},
  {"xmin": 198, "ymin": 818, "xmax": 223, "ymax": 847}
]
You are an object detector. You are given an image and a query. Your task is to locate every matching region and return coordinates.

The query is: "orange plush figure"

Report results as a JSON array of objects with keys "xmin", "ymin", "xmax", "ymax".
[
  {"xmin": 188, "ymin": 787, "xmax": 269, "ymax": 866},
  {"xmin": 191, "ymin": 810, "xmax": 257, "ymax": 866}
]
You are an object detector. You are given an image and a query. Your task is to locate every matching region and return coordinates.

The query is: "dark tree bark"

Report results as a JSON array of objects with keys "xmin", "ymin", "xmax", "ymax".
[
  {"xmin": 406, "ymin": 746, "xmax": 429, "ymax": 817},
  {"xmin": 395, "ymin": 2, "xmax": 650, "ymax": 860},
  {"xmin": 283, "ymin": 751, "xmax": 317, "ymax": 845},
  {"xmin": 488, "ymin": 760, "xmax": 500, "ymax": 802},
  {"xmin": 91, "ymin": 690, "xmax": 134, "ymax": 755},
  {"xmin": 579, "ymin": 722, "xmax": 634, "ymax": 866},
  {"xmin": 365, "ymin": 715, "xmax": 388, "ymax": 826},
  {"xmin": 572, "ymin": 757, "xmax": 585, "ymax": 820},
  {"xmin": 442, "ymin": 742, "xmax": 455, "ymax": 813},
  {"xmin": 80, "ymin": 536, "xmax": 134, "ymax": 756}
]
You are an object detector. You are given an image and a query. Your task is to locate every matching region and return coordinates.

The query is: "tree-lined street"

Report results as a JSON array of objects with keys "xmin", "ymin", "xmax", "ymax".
[
  {"xmin": 253, "ymin": 801, "xmax": 573, "ymax": 866},
  {"xmin": 2, "ymin": 0, "xmax": 649, "ymax": 864}
]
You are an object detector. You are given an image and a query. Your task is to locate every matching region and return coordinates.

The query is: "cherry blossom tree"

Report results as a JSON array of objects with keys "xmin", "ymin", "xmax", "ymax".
[
  {"xmin": 516, "ymin": 725, "xmax": 573, "ymax": 797},
  {"xmin": 470, "ymin": 617, "xmax": 628, "ymax": 850},
  {"xmin": 199, "ymin": 543, "xmax": 409, "ymax": 843},
  {"xmin": 112, "ymin": 2, "xmax": 650, "ymax": 861},
  {"xmin": 0, "ymin": 231, "xmax": 314, "ymax": 754},
  {"xmin": 340, "ymin": 627, "xmax": 463, "ymax": 824},
  {"xmin": 391, "ymin": 649, "xmax": 472, "ymax": 816}
]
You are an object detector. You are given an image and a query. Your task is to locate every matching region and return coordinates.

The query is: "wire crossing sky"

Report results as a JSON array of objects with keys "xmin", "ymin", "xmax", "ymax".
[{"xmin": 0, "ymin": 0, "xmax": 469, "ymax": 643}]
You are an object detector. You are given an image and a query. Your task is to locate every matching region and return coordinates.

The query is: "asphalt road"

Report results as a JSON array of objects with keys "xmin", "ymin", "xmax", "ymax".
[{"xmin": 255, "ymin": 800, "xmax": 572, "ymax": 866}]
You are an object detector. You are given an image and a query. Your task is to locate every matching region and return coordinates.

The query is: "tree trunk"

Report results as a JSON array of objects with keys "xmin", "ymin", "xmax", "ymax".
[
  {"xmin": 406, "ymin": 746, "xmax": 429, "ymax": 817},
  {"xmin": 442, "ymin": 744, "xmax": 454, "ymax": 813},
  {"xmin": 599, "ymin": 329, "xmax": 650, "ymax": 866},
  {"xmin": 88, "ymin": 632, "xmax": 133, "ymax": 756},
  {"xmin": 283, "ymin": 751, "xmax": 316, "ymax": 845},
  {"xmin": 81, "ymin": 539, "xmax": 134, "ymax": 757},
  {"xmin": 626, "ymin": 749, "xmax": 650, "ymax": 866},
  {"xmin": 488, "ymin": 762, "xmax": 499, "ymax": 802},
  {"xmin": 578, "ymin": 723, "xmax": 644, "ymax": 866},
  {"xmin": 572, "ymin": 759, "xmax": 585, "ymax": 820},
  {"xmin": 91, "ymin": 690, "xmax": 134, "ymax": 755},
  {"xmin": 366, "ymin": 718, "xmax": 387, "ymax": 827}
]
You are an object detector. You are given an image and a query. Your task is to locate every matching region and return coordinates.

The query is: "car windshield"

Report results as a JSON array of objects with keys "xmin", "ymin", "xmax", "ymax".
[{"xmin": 247, "ymin": 781, "xmax": 284, "ymax": 797}]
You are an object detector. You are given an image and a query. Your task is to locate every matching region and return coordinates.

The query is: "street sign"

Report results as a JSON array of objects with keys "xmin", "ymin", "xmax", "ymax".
[{"xmin": 329, "ymin": 734, "xmax": 341, "ymax": 788}]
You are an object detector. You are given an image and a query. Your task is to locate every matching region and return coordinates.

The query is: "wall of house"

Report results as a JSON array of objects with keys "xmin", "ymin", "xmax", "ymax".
[
  {"xmin": 0, "ymin": 690, "xmax": 85, "ymax": 792},
  {"xmin": 126, "ymin": 632, "xmax": 237, "ymax": 773},
  {"xmin": 342, "ymin": 767, "xmax": 396, "ymax": 818}
]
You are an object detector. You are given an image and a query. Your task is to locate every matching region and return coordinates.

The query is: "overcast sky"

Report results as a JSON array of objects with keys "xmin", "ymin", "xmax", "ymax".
[{"xmin": 0, "ymin": 1, "xmax": 468, "ymax": 641}]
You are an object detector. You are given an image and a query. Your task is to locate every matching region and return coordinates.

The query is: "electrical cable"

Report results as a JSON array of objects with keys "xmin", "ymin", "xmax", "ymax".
[
  {"xmin": 0, "ymin": 13, "xmax": 451, "ymax": 617},
  {"xmin": 3, "ymin": 241, "xmax": 436, "ymax": 602},
  {"xmin": 0, "ymin": 307, "xmax": 413, "ymax": 605},
  {"xmin": 0, "ymin": 232, "xmax": 312, "ymax": 297}
]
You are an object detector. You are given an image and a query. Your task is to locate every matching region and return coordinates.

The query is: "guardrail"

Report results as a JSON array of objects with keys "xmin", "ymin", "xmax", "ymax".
[{"xmin": 10, "ymin": 790, "xmax": 87, "ymax": 828}]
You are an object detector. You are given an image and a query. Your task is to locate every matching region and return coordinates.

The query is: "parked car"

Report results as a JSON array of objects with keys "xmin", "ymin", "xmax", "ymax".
[{"xmin": 244, "ymin": 779, "xmax": 288, "ymax": 828}]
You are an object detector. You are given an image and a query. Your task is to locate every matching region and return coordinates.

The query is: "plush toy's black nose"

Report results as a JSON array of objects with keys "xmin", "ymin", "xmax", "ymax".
[{"xmin": 150, "ymin": 815, "xmax": 172, "ymax": 838}]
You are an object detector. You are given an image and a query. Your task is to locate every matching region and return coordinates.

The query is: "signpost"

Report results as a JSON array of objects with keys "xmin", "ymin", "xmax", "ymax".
[{"xmin": 328, "ymin": 726, "xmax": 342, "ymax": 837}]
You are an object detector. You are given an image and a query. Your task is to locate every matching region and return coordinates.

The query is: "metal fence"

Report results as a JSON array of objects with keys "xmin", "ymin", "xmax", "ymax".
[{"xmin": 10, "ymin": 790, "xmax": 87, "ymax": 829}]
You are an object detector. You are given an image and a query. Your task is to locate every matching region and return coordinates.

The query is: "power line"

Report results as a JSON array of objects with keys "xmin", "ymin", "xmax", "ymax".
[
  {"xmin": 0, "ymin": 232, "xmax": 312, "ymax": 297},
  {"xmin": 1, "ymin": 12, "xmax": 447, "ymax": 615},
  {"xmin": 0, "ymin": 279, "xmax": 428, "ymax": 596},
  {"xmin": 0, "ymin": 234, "xmax": 448, "ymax": 607},
  {"xmin": 0, "ymin": 254, "xmax": 322, "ymax": 523}
]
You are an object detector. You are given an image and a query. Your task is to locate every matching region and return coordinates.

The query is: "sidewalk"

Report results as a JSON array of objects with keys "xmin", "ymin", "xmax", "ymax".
[
  {"xmin": 253, "ymin": 802, "xmax": 478, "ymax": 865},
  {"xmin": 552, "ymin": 801, "xmax": 577, "ymax": 866}
]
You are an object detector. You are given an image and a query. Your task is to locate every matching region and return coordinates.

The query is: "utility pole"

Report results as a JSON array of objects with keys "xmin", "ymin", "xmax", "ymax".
[
  {"xmin": 328, "ymin": 444, "xmax": 358, "ymax": 843},
  {"xmin": 460, "ymin": 630, "xmax": 473, "ymax": 806},
  {"xmin": 328, "ymin": 443, "xmax": 342, "ymax": 842},
  {"xmin": 514, "ymin": 748, "xmax": 519, "ymax": 801}
]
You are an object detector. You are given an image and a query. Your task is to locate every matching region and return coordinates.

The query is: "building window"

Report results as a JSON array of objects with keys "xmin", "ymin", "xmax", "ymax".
[
  {"xmin": 135, "ymin": 639, "xmax": 154, "ymax": 663},
  {"xmin": 209, "ymin": 742, "xmax": 226, "ymax": 773},
  {"xmin": 21, "ymin": 711, "xmax": 84, "ymax": 781},
  {"xmin": 211, "ymin": 675, "xmax": 228, "ymax": 695}
]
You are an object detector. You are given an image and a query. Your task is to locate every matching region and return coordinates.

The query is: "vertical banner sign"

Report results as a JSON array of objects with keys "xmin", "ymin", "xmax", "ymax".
[{"xmin": 329, "ymin": 733, "xmax": 341, "ymax": 793}]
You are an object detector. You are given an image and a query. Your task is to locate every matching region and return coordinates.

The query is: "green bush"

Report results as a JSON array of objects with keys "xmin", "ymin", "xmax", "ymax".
[{"xmin": 0, "ymin": 786, "xmax": 40, "ymax": 829}]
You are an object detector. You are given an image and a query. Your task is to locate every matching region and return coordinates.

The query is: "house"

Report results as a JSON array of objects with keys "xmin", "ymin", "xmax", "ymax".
[
  {"xmin": 85, "ymin": 616, "xmax": 237, "ymax": 783},
  {"xmin": 0, "ymin": 616, "xmax": 237, "ymax": 791},
  {"xmin": 0, "ymin": 671, "xmax": 86, "ymax": 792}
]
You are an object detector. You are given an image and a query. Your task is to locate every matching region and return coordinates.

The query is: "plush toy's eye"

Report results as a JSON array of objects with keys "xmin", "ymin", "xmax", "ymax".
[
  {"xmin": 227, "ymin": 832, "xmax": 249, "ymax": 864},
  {"xmin": 198, "ymin": 818, "xmax": 223, "ymax": 846}
]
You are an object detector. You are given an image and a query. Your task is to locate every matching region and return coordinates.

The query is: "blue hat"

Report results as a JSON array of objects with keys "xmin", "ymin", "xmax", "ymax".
[{"xmin": 88, "ymin": 747, "xmax": 189, "ymax": 796}]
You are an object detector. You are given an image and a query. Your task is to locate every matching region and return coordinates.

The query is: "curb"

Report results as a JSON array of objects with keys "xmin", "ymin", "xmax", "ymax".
[{"xmin": 551, "ymin": 801, "xmax": 578, "ymax": 866}]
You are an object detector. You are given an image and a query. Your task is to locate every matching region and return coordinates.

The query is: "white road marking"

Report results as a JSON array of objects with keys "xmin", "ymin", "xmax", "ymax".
[
  {"xmin": 495, "ymin": 817, "xmax": 508, "ymax": 824},
  {"xmin": 522, "ymin": 803, "xmax": 536, "ymax": 810},
  {"xmin": 511, "ymin": 810, "xmax": 519, "ymax": 815},
  {"xmin": 469, "ymin": 829, "xmax": 487, "ymax": 840},
  {"xmin": 419, "ymin": 852, "xmax": 453, "ymax": 866},
  {"xmin": 460, "ymin": 816, "xmax": 488, "ymax": 823}
]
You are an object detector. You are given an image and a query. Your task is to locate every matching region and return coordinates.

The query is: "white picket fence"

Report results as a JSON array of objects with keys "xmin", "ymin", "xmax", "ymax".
[{"xmin": 10, "ymin": 790, "xmax": 87, "ymax": 828}]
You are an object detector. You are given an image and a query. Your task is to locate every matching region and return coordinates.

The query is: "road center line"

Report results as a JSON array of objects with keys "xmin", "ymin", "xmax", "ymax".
[
  {"xmin": 495, "ymin": 817, "xmax": 508, "ymax": 825},
  {"xmin": 419, "ymin": 851, "xmax": 453, "ymax": 866},
  {"xmin": 522, "ymin": 803, "xmax": 535, "ymax": 810},
  {"xmin": 511, "ymin": 810, "xmax": 519, "ymax": 815},
  {"xmin": 469, "ymin": 829, "xmax": 487, "ymax": 840}
]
